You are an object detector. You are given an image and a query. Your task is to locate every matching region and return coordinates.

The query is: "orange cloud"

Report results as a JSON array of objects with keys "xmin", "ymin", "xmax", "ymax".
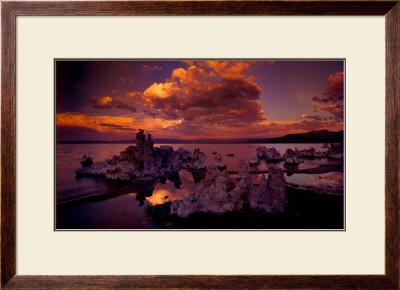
[
  {"xmin": 195, "ymin": 61, "xmax": 252, "ymax": 79},
  {"xmin": 90, "ymin": 96, "xmax": 113, "ymax": 109},
  {"xmin": 56, "ymin": 111, "xmax": 342, "ymax": 140},
  {"xmin": 141, "ymin": 61, "xmax": 265, "ymax": 127},
  {"xmin": 57, "ymin": 112, "xmax": 182, "ymax": 134},
  {"xmin": 143, "ymin": 82, "xmax": 181, "ymax": 103},
  {"xmin": 311, "ymin": 71, "xmax": 344, "ymax": 121},
  {"xmin": 90, "ymin": 96, "xmax": 136, "ymax": 113},
  {"xmin": 301, "ymin": 114, "xmax": 330, "ymax": 121},
  {"xmin": 125, "ymin": 91, "xmax": 141, "ymax": 98},
  {"xmin": 318, "ymin": 104, "xmax": 344, "ymax": 120},
  {"xmin": 312, "ymin": 72, "xmax": 343, "ymax": 104},
  {"xmin": 57, "ymin": 113, "xmax": 134, "ymax": 133}
]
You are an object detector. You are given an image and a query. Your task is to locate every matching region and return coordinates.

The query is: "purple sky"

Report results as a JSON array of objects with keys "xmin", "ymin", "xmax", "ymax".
[{"xmin": 56, "ymin": 60, "xmax": 344, "ymax": 141}]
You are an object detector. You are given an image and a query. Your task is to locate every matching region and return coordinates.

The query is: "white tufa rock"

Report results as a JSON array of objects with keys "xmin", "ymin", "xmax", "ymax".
[
  {"xmin": 247, "ymin": 165, "xmax": 287, "ymax": 212},
  {"xmin": 283, "ymin": 148, "xmax": 303, "ymax": 165},
  {"xmin": 214, "ymin": 154, "xmax": 227, "ymax": 170},
  {"xmin": 76, "ymin": 130, "xmax": 198, "ymax": 181},
  {"xmin": 170, "ymin": 160, "xmax": 287, "ymax": 218}
]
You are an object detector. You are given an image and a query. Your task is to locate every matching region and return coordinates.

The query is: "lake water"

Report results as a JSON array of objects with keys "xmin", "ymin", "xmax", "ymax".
[{"xmin": 56, "ymin": 143, "xmax": 344, "ymax": 229}]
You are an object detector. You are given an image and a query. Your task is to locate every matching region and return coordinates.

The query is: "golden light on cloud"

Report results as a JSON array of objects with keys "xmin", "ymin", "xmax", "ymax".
[
  {"xmin": 56, "ymin": 61, "xmax": 344, "ymax": 141},
  {"xmin": 142, "ymin": 82, "xmax": 181, "ymax": 105},
  {"xmin": 57, "ymin": 112, "xmax": 182, "ymax": 134},
  {"xmin": 125, "ymin": 91, "xmax": 141, "ymax": 98}
]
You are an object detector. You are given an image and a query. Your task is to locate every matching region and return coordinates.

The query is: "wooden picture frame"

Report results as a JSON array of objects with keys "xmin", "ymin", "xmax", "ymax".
[{"xmin": 2, "ymin": 1, "xmax": 398, "ymax": 288}]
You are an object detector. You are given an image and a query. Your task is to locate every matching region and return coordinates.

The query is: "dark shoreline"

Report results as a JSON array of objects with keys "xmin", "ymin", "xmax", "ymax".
[
  {"xmin": 146, "ymin": 186, "xmax": 344, "ymax": 230},
  {"xmin": 56, "ymin": 186, "xmax": 344, "ymax": 230},
  {"xmin": 57, "ymin": 163, "xmax": 343, "ymax": 212}
]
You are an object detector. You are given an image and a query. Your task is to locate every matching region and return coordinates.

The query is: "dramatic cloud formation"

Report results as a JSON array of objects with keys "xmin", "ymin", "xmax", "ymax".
[
  {"xmin": 312, "ymin": 72, "xmax": 344, "ymax": 121},
  {"xmin": 312, "ymin": 72, "xmax": 344, "ymax": 104},
  {"xmin": 56, "ymin": 60, "xmax": 344, "ymax": 141},
  {"xmin": 57, "ymin": 112, "xmax": 182, "ymax": 140},
  {"xmin": 141, "ymin": 61, "xmax": 265, "ymax": 130},
  {"xmin": 89, "ymin": 96, "xmax": 137, "ymax": 113},
  {"xmin": 142, "ymin": 65, "xmax": 162, "ymax": 73}
]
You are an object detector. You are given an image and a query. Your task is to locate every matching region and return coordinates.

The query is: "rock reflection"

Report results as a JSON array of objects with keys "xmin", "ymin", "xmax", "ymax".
[
  {"xmin": 146, "ymin": 170, "xmax": 200, "ymax": 206},
  {"xmin": 283, "ymin": 163, "xmax": 300, "ymax": 176},
  {"xmin": 159, "ymin": 172, "xmax": 182, "ymax": 189},
  {"xmin": 189, "ymin": 169, "xmax": 207, "ymax": 183},
  {"xmin": 135, "ymin": 189, "xmax": 154, "ymax": 206}
]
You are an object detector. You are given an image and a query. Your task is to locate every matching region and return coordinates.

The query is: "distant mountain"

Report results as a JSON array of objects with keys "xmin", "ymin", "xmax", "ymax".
[
  {"xmin": 57, "ymin": 140, "xmax": 135, "ymax": 144},
  {"xmin": 267, "ymin": 130, "xmax": 344, "ymax": 143},
  {"xmin": 57, "ymin": 130, "xmax": 344, "ymax": 144},
  {"xmin": 152, "ymin": 138, "xmax": 270, "ymax": 144}
]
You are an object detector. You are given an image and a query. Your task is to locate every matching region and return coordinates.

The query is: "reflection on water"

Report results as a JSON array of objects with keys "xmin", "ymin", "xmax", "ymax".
[
  {"xmin": 146, "ymin": 170, "xmax": 203, "ymax": 205},
  {"xmin": 189, "ymin": 169, "xmax": 207, "ymax": 183},
  {"xmin": 56, "ymin": 143, "xmax": 344, "ymax": 229},
  {"xmin": 56, "ymin": 193, "xmax": 152, "ymax": 229},
  {"xmin": 286, "ymin": 172, "xmax": 344, "ymax": 194},
  {"xmin": 135, "ymin": 189, "xmax": 154, "ymax": 206},
  {"xmin": 56, "ymin": 143, "xmax": 333, "ymax": 202}
]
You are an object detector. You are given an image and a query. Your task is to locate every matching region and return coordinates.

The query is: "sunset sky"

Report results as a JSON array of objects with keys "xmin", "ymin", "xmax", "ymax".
[{"xmin": 56, "ymin": 60, "xmax": 344, "ymax": 141}]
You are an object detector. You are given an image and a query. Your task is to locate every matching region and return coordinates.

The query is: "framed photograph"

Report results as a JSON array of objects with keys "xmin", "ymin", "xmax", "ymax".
[
  {"xmin": 55, "ymin": 59, "xmax": 345, "ymax": 231},
  {"xmin": 2, "ymin": 1, "xmax": 399, "ymax": 288}
]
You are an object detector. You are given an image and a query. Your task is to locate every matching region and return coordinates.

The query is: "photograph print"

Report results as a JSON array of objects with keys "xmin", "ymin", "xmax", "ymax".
[{"xmin": 56, "ymin": 60, "xmax": 344, "ymax": 230}]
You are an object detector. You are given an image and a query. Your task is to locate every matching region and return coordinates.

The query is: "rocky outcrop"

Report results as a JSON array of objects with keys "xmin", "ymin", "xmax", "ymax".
[
  {"xmin": 176, "ymin": 147, "xmax": 192, "ymax": 161},
  {"xmin": 265, "ymin": 147, "xmax": 283, "ymax": 161},
  {"xmin": 214, "ymin": 154, "xmax": 227, "ymax": 171},
  {"xmin": 256, "ymin": 146, "xmax": 283, "ymax": 161},
  {"xmin": 187, "ymin": 148, "xmax": 207, "ymax": 169},
  {"xmin": 296, "ymin": 147, "xmax": 316, "ymax": 158},
  {"xmin": 256, "ymin": 146, "xmax": 266, "ymax": 158},
  {"xmin": 76, "ymin": 159, "xmax": 117, "ymax": 177},
  {"xmin": 246, "ymin": 166, "xmax": 287, "ymax": 212},
  {"xmin": 80, "ymin": 155, "xmax": 93, "ymax": 167},
  {"xmin": 282, "ymin": 145, "xmax": 343, "ymax": 160},
  {"xmin": 327, "ymin": 143, "xmax": 344, "ymax": 159},
  {"xmin": 296, "ymin": 147, "xmax": 327, "ymax": 159},
  {"xmin": 76, "ymin": 130, "xmax": 205, "ymax": 181},
  {"xmin": 170, "ymin": 164, "xmax": 236, "ymax": 217},
  {"xmin": 170, "ymin": 161, "xmax": 287, "ymax": 218},
  {"xmin": 283, "ymin": 149, "xmax": 303, "ymax": 165}
]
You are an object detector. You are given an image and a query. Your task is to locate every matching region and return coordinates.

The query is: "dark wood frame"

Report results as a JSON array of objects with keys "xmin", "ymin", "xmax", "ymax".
[{"xmin": 2, "ymin": 1, "xmax": 399, "ymax": 288}]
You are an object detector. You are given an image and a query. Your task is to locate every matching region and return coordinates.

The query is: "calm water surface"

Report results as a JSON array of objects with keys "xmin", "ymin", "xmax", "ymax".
[{"xmin": 56, "ymin": 143, "xmax": 343, "ymax": 229}]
